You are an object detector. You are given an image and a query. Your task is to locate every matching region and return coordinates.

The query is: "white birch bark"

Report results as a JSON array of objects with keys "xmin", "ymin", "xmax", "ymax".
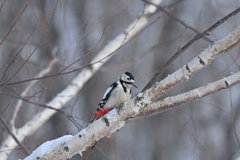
[
  {"xmin": 28, "ymin": 72, "xmax": 240, "ymax": 160},
  {"xmin": 25, "ymin": 24, "xmax": 240, "ymax": 160}
]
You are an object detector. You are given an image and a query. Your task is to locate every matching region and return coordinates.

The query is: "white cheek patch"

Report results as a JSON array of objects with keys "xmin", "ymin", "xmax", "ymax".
[{"xmin": 121, "ymin": 74, "xmax": 127, "ymax": 81}]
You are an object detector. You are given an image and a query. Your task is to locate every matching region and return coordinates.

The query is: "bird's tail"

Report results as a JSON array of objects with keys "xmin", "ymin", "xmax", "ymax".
[
  {"xmin": 90, "ymin": 108, "xmax": 113, "ymax": 123},
  {"xmin": 90, "ymin": 116, "xmax": 96, "ymax": 123}
]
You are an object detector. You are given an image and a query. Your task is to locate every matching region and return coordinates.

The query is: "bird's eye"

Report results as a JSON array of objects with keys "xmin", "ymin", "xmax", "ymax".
[{"xmin": 127, "ymin": 77, "xmax": 130, "ymax": 80}]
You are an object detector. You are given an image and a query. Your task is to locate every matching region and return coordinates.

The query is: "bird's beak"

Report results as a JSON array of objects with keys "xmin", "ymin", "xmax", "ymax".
[{"xmin": 131, "ymin": 83, "xmax": 137, "ymax": 88}]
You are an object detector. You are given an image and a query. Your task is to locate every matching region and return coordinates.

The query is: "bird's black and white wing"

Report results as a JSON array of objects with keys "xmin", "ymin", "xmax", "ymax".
[
  {"xmin": 90, "ymin": 82, "xmax": 118, "ymax": 123},
  {"xmin": 96, "ymin": 82, "xmax": 118, "ymax": 111}
]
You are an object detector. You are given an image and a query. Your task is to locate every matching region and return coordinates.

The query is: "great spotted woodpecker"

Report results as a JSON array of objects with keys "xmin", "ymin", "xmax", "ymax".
[{"xmin": 90, "ymin": 72, "xmax": 137, "ymax": 123}]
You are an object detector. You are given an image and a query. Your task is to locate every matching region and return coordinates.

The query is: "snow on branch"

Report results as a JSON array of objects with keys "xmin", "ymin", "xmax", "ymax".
[{"xmin": 26, "ymin": 24, "xmax": 240, "ymax": 160}]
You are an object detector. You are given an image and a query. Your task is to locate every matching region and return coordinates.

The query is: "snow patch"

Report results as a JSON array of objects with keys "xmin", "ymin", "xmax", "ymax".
[
  {"xmin": 79, "ymin": 129, "xmax": 86, "ymax": 136},
  {"xmin": 142, "ymin": 91, "xmax": 151, "ymax": 104},
  {"xmin": 106, "ymin": 109, "xmax": 118, "ymax": 120},
  {"xmin": 136, "ymin": 100, "xmax": 142, "ymax": 107},
  {"xmin": 137, "ymin": 93, "xmax": 143, "ymax": 97},
  {"xmin": 24, "ymin": 135, "xmax": 73, "ymax": 160}
]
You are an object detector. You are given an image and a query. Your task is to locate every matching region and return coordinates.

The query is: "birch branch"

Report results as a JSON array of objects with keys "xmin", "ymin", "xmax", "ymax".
[
  {"xmin": 140, "ymin": 24, "xmax": 240, "ymax": 104},
  {"xmin": 27, "ymin": 72, "xmax": 240, "ymax": 160},
  {"xmin": 142, "ymin": 7, "xmax": 240, "ymax": 91},
  {"xmin": 142, "ymin": 72, "xmax": 240, "ymax": 116},
  {"xmin": 25, "ymin": 24, "xmax": 240, "ymax": 160},
  {"xmin": 0, "ymin": 0, "xmax": 163, "ymax": 159}
]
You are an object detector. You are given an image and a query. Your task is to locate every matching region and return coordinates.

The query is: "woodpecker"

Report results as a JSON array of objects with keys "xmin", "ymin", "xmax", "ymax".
[{"xmin": 90, "ymin": 72, "xmax": 137, "ymax": 123}]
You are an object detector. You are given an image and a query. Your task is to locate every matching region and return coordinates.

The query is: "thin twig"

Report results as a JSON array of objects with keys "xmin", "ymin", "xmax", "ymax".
[
  {"xmin": 0, "ymin": 0, "xmax": 186, "ymax": 87},
  {"xmin": 58, "ymin": 21, "xmax": 109, "ymax": 74},
  {"xmin": 9, "ymin": 49, "xmax": 58, "ymax": 128},
  {"xmin": 229, "ymin": 88, "xmax": 240, "ymax": 149},
  {"xmin": 0, "ymin": 25, "xmax": 37, "ymax": 83},
  {"xmin": 0, "ymin": 0, "xmax": 33, "ymax": 46},
  {"xmin": 0, "ymin": 0, "xmax": 59, "ymax": 91},
  {"xmin": 142, "ymin": 7, "xmax": 240, "ymax": 91},
  {"xmin": 143, "ymin": 0, "xmax": 213, "ymax": 43},
  {"xmin": 2, "ymin": 92, "xmax": 83, "ymax": 130},
  {"xmin": 85, "ymin": 148, "xmax": 92, "ymax": 160},
  {"xmin": 0, "ymin": 2, "xmax": 160, "ymax": 86},
  {"xmin": 0, "ymin": 116, "xmax": 30, "ymax": 156},
  {"xmin": 0, "ymin": 0, "xmax": 6, "ymax": 12},
  {"xmin": 1, "ymin": 99, "xmax": 14, "ymax": 117}
]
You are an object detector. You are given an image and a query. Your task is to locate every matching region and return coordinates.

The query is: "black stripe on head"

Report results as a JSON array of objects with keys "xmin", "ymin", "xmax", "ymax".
[{"xmin": 124, "ymin": 72, "xmax": 135, "ymax": 80}]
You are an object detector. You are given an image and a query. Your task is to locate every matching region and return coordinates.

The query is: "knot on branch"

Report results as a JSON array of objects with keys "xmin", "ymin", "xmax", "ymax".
[
  {"xmin": 63, "ymin": 142, "xmax": 69, "ymax": 152},
  {"xmin": 135, "ymin": 93, "xmax": 146, "ymax": 108},
  {"xmin": 224, "ymin": 80, "xmax": 229, "ymax": 88},
  {"xmin": 79, "ymin": 129, "xmax": 86, "ymax": 139},
  {"xmin": 102, "ymin": 117, "xmax": 110, "ymax": 127},
  {"xmin": 116, "ymin": 103, "xmax": 124, "ymax": 115},
  {"xmin": 198, "ymin": 55, "xmax": 206, "ymax": 66}
]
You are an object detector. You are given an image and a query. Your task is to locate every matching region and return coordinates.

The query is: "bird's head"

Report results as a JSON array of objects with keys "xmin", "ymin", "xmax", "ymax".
[{"xmin": 120, "ymin": 72, "xmax": 137, "ymax": 88}]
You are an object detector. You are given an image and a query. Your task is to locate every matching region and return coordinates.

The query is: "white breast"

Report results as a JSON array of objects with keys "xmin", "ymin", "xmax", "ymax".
[{"xmin": 103, "ymin": 83, "xmax": 131, "ymax": 109}]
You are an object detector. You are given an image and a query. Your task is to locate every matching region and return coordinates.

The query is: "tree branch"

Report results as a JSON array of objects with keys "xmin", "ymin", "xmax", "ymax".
[
  {"xmin": 142, "ymin": 72, "xmax": 240, "ymax": 116},
  {"xmin": 143, "ymin": 0, "xmax": 213, "ymax": 43},
  {"xmin": 30, "ymin": 71, "xmax": 240, "ymax": 160},
  {"xmin": 0, "ymin": 0, "xmax": 59, "ymax": 91},
  {"xmin": 140, "ymin": 25, "xmax": 240, "ymax": 105},
  {"xmin": 25, "ymin": 23, "xmax": 240, "ymax": 160},
  {"xmin": 9, "ymin": 47, "xmax": 58, "ymax": 128},
  {"xmin": 142, "ymin": 7, "xmax": 240, "ymax": 91},
  {"xmin": 0, "ymin": 0, "xmax": 33, "ymax": 46},
  {"xmin": 0, "ymin": 116, "xmax": 30, "ymax": 156}
]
